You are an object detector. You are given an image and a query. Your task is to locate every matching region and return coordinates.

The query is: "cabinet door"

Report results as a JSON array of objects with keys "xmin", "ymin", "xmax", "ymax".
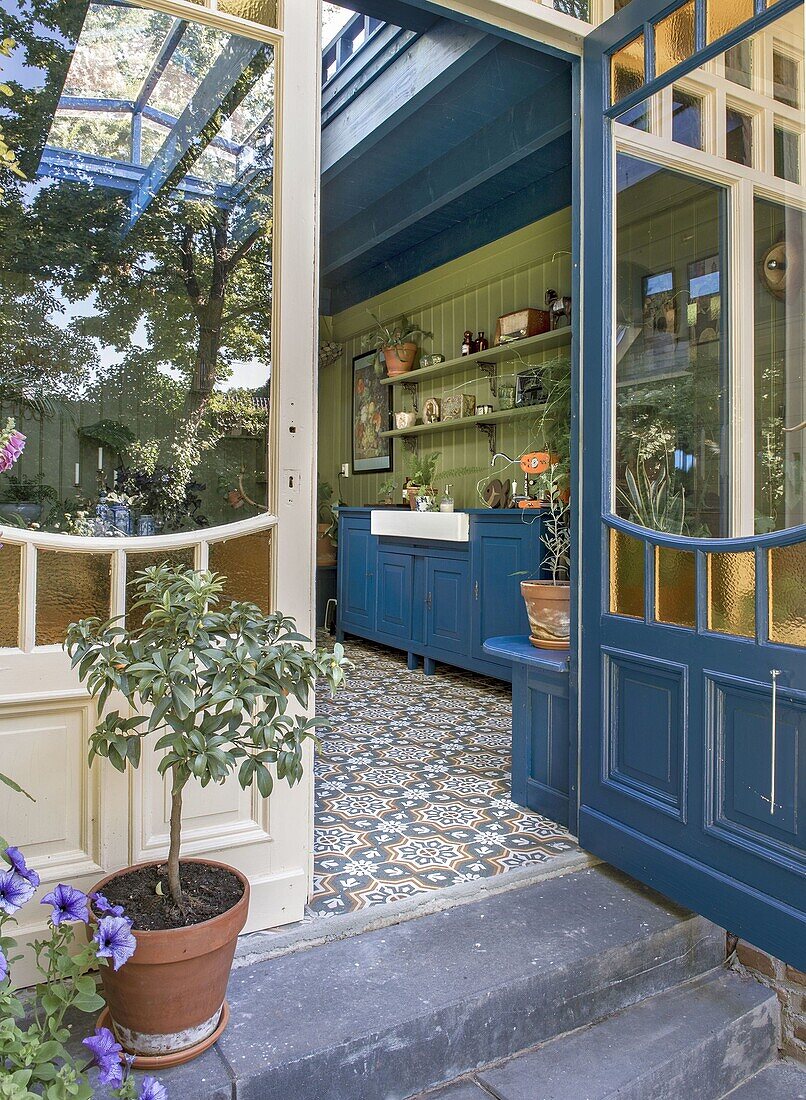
[
  {"xmin": 471, "ymin": 524, "xmax": 540, "ymax": 659},
  {"xmin": 377, "ymin": 551, "xmax": 414, "ymax": 640},
  {"xmin": 338, "ymin": 520, "xmax": 375, "ymax": 630},
  {"xmin": 426, "ymin": 557, "xmax": 469, "ymax": 654}
]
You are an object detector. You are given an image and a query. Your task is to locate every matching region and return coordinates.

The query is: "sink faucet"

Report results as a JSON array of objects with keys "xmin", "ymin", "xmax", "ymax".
[{"xmin": 491, "ymin": 451, "xmax": 514, "ymax": 468}]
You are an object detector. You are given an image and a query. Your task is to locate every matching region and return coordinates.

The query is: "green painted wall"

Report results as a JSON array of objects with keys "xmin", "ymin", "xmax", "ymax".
[{"xmin": 318, "ymin": 207, "xmax": 572, "ymax": 509}]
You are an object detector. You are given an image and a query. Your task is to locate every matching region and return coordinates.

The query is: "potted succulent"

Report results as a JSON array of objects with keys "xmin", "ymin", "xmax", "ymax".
[
  {"xmin": 65, "ymin": 564, "xmax": 349, "ymax": 1067},
  {"xmin": 364, "ymin": 312, "xmax": 433, "ymax": 378},
  {"xmin": 404, "ymin": 451, "xmax": 440, "ymax": 510},
  {"xmin": 0, "ymin": 471, "xmax": 57, "ymax": 524}
]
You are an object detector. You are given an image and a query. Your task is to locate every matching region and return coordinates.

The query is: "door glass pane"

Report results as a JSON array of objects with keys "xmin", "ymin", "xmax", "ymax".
[
  {"xmin": 615, "ymin": 155, "xmax": 726, "ymax": 537},
  {"xmin": 36, "ymin": 551, "xmax": 112, "ymax": 646},
  {"xmin": 655, "ymin": 2, "xmax": 695, "ymax": 77},
  {"xmin": 724, "ymin": 40, "xmax": 752, "ymax": 89},
  {"xmin": 0, "ymin": 544, "xmax": 21, "ymax": 648},
  {"xmin": 209, "ymin": 529, "xmax": 272, "ymax": 613},
  {"xmin": 773, "ymin": 50, "xmax": 800, "ymax": 108},
  {"xmin": 217, "ymin": 0, "xmax": 278, "ymax": 26},
  {"xmin": 0, "ymin": 2, "xmax": 274, "ymax": 540},
  {"xmin": 707, "ymin": 551, "xmax": 755, "ymax": 637},
  {"xmin": 125, "ymin": 549, "xmax": 196, "ymax": 630},
  {"xmin": 610, "ymin": 528, "xmax": 645, "ymax": 618},
  {"xmin": 773, "ymin": 127, "xmax": 800, "ymax": 183},
  {"xmin": 611, "ymin": 35, "xmax": 645, "ymax": 105},
  {"xmin": 706, "ymin": 0, "xmax": 754, "ymax": 44},
  {"xmin": 655, "ymin": 546, "xmax": 696, "ymax": 627},
  {"xmin": 769, "ymin": 543, "xmax": 806, "ymax": 646},
  {"xmin": 726, "ymin": 106, "xmax": 753, "ymax": 166},
  {"xmin": 672, "ymin": 88, "xmax": 703, "ymax": 149}
]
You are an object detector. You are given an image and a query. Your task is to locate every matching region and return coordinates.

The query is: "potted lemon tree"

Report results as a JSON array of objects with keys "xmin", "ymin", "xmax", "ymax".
[{"xmin": 66, "ymin": 564, "xmax": 349, "ymax": 1067}]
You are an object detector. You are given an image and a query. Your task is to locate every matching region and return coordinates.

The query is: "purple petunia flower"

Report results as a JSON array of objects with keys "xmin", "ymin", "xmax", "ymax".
[
  {"xmin": 0, "ymin": 868, "xmax": 36, "ymax": 914},
  {"xmin": 5, "ymin": 846, "xmax": 40, "ymax": 888},
  {"xmin": 82, "ymin": 1026, "xmax": 123, "ymax": 1087},
  {"xmin": 0, "ymin": 947, "xmax": 7, "ymax": 983},
  {"xmin": 93, "ymin": 915, "xmax": 136, "ymax": 971},
  {"xmin": 138, "ymin": 1076, "xmax": 168, "ymax": 1100},
  {"xmin": 42, "ymin": 883, "xmax": 90, "ymax": 925},
  {"xmin": 90, "ymin": 891, "xmax": 125, "ymax": 918}
]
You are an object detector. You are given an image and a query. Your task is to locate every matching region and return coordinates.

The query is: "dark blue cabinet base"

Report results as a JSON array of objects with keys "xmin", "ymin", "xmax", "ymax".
[
  {"xmin": 484, "ymin": 636, "xmax": 571, "ymax": 827},
  {"xmin": 337, "ymin": 509, "xmax": 544, "ymax": 683}
]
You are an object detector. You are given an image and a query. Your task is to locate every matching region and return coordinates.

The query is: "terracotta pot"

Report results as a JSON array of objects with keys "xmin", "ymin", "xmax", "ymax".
[
  {"xmin": 316, "ymin": 522, "xmax": 337, "ymax": 565},
  {"xmin": 521, "ymin": 580, "xmax": 571, "ymax": 650},
  {"xmin": 93, "ymin": 858, "xmax": 249, "ymax": 1066},
  {"xmin": 383, "ymin": 342, "xmax": 418, "ymax": 377}
]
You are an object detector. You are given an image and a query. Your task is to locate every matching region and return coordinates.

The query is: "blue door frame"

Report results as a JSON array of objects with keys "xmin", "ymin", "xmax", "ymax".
[{"xmin": 581, "ymin": 0, "xmax": 806, "ymax": 968}]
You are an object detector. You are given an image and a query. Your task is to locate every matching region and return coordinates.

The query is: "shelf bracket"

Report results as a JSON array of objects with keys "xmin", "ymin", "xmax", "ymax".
[
  {"xmin": 402, "ymin": 436, "xmax": 418, "ymax": 454},
  {"xmin": 478, "ymin": 360, "xmax": 497, "ymax": 397},
  {"xmin": 477, "ymin": 423, "xmax": 497, "ymax": 455},
  {"xmin": 401, "ymin": 381, "xmax": 419, "ymax": 413}
]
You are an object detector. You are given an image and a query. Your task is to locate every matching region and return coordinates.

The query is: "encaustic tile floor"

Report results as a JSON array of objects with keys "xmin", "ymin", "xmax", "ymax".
[{"xmin": 310, "ymin": 636, "xmax": 578, "ymax": 917}]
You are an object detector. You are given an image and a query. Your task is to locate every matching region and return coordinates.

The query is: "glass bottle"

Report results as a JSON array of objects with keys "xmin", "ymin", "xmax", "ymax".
[
  {"xmin": 461, "ymin": 330, "xmax": 474, "ymax": 356},
  {"xmin": 476, "ymin": 331, "xmax": 489, "ymax": 352},
  {"xmin": 440, "ymin": 485, "xmax": 455, "ymax": 513}
]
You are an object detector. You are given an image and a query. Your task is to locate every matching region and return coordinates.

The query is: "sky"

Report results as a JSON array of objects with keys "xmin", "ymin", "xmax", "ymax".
[{"xmin": 322, "ymin": 3, "xmax": 354, "ymax": 48}]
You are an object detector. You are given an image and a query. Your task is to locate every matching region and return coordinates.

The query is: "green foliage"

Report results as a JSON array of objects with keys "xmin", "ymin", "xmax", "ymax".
[
  {"xmin": 531, "ymin": 354, "xmax": 571, "ymax": 493},
  {"xmin": 65, "ymin": 566, "xmax": 350, "ymax": 904},
  {"xmin": 206, "ymin": 389, "xmax": 269, "ymax": 437},
  {"xmin": 407, "ymin": 451, "xmax": 441, "ymax": 487},
  {"xmin": 78, "ymin": 420, "xmax": 136, "ymax": 453},
  {"xmin": 362, "ymin": 312, "xmax": 433, "ymax": 368},
  {"xmin": 0, "ymin": 473, "xmax": 57, "ymax": 504},
  {"xmin": 377, "ymin": 478, "xmax": 397, "ymax": 501},
  {"xmin": 617, "ymin": 445, "xmax": 686, "ymax": 535}
]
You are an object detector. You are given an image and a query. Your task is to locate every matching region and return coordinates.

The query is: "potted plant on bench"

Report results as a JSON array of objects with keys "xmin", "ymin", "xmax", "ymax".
[{"xmin": 66, "ymin": 564, "xmax": 349, "ymax": 1067}]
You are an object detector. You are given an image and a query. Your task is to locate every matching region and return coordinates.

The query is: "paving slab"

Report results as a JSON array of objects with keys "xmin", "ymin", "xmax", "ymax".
[
  {"xmin": 478, "ymin": 970, "xmax": 777, "ymax": 1100},
  {"xmin": 725, "ymin": 1061, "xmax": 806, "ymax": 1098}
]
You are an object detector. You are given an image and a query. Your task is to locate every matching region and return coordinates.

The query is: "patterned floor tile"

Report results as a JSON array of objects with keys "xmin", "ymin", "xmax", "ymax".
[{"xmin": 310, "ymin": 636, "xmax": 577, "ymax": 916}]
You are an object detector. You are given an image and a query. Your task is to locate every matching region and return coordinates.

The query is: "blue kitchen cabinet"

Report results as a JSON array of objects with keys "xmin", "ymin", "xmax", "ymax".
[{"xmin": 337, "ymin": 509, "xmax": 544, "ymax": 682}]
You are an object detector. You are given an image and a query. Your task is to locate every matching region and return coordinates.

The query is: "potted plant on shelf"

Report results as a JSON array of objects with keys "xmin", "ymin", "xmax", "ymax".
[
  {"xmin": 65, "ymin": 564, "xmax": 349, "ymax": 1067},
  {"xmin": 377, "ymin": 478, "xmax": 397, "ymax": 506},
  {"xmin": 404, "ymin": 451, "xmax": 440, "ymax": 510},
  {"xmin": 521, "ymin": 464, "xmax": 571, "ymax": 649},
  {"xmin": 364, "ymin": 312, "xmax": 433, "ymax": 378},
  {"xmin": 0, "ymin": 471, "xmax": 58, "ymax": 524}
]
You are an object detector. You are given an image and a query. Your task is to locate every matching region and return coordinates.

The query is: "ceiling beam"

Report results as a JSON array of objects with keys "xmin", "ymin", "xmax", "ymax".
[
  {"xmin": 128, "ymin": 36, "xmax": 270, "ymax": 226},
  {"xmin": 320, "ymin": 19, "xmax": 498, "ymax": 182},
  {"xmin": 322, "ymin": 73, "xmax": 571, "ymax": 277},
  {"xmin": 330, "ymin": 0, "xmax": 437, "ymax": 33},
  {"xmin": 134, "ymin": 19, "xmax": 187, "ymax": 113}
]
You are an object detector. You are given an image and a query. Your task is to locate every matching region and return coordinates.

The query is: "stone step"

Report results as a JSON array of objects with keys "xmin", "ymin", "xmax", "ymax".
[
  {"xmin": 151, "ymin": 865, "xmax": 725, "ymax": 1100},
  {"xmin": 467, "ymin": 969, "xmax": 777, "ymax": 1100},
  {"xmin": 723, "ymin": 1060, "xmax": 806, "ymax": 1098}
]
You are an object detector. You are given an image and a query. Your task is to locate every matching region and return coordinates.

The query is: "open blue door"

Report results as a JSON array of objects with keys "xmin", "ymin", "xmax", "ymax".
[{"xmin": 580, "ymin": 0, "xmax": 806, "ymax": 968}]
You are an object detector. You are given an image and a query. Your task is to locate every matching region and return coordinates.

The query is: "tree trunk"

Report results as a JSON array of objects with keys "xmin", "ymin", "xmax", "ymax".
[{"xmin": 168, "ymin": 769, "xmax": 184, "ymax": 908}]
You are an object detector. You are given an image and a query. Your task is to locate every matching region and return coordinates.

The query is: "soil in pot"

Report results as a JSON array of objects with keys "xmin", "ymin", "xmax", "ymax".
[{"xmin": 102, "ymin": 861, "xmax": 244, "ymax": 930}]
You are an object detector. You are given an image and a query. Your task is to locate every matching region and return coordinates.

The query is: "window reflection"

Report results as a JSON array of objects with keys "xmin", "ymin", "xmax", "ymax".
[{"xmin": 0, "ymin": 1, "xmax": 274, "ymax": 537}]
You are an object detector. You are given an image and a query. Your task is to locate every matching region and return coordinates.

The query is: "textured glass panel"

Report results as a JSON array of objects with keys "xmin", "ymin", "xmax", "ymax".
[
  {"xmin": 655, "ymin": 2, "xmax": 695, "ymax": 77},
  {"xmin": 707, "ymin": 552, "xmax": 755, "ymax": 637},
  {"xmin": 36, "ymin": 551, "xmax": 112, "ymax": 646},
  {"xmin": 611, "ymin": 35, "xmax": 645, "ymax": 105},
  {"xmin": 209, "ymin": 530, "xmax": 272, "ymax": 614},
  {"xmin": 125, "ymin": 549, "xmax": 196, "ymax": 632},
  {"xmin": 610, "ymin": 529, "xmax": 645, "ymax": 618},
  {"xmin": 655, "ymin": 546, "xmax": 696, "ymax": 628},
  {"xmin": 0, "ymin": 544, "xmax": 21, "ymax": 648},
  {"xmin": 672, "ymin": 88, "xmax": 703, "ymax": 149},
  {"xmin": 726, "ymin": 107, "xmax": 753, "ymax": 166},
  {"xmin": 725, "ymin": 40, "xmax": 752, "ymax": 88},
  {"xmin": 774, "ymin": 127, "xmax": 800, "ymax": 183},
  {"xmin": 217, "ymin": 0, "xmax": 278, "ymax": 26},
  {"xmin": 769, "ymin": 543, "xmax": 806, "ymax": 646},
  {"xmin": 707, "ymin": 0, "xmax": 754, "ymax": 43}
]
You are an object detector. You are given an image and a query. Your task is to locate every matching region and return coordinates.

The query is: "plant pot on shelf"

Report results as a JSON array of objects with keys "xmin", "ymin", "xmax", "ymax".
[
  {"xmin": 93, "ymin": 857, "xmax": 249, "ymax": 1068},
  {"xmin": 521, "ymin": 580, "xmax": 571, "ymax": 650},
  {"xmin": 317, "ymin": 522, "xmax": 337, "ymax": 565},
  {"xmin": 383, "ymin": 342, "xmax": 418, "ymax": 378}
]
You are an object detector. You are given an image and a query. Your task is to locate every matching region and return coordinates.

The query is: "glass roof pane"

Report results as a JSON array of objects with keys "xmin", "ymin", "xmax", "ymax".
[
  {"xmin": 48, "ymin": 108, "xmax": 130, "ymax": 160},
  {"xmin": 63, "ymin": 4, "xmax": 175, "ymax": 101},
  {"xmin": 149, "ymin": 21, "xmax": 230, "ymax": 117}
]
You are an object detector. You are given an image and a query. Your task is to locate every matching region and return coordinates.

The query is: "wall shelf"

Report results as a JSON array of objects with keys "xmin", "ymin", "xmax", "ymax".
[
  {"xmin": 381, "ymin": 403, "xmax": 545, "ymax": 454},
  {"xmin": 379, "ymin": 327, "xmax": 572, "ymax": 391}
]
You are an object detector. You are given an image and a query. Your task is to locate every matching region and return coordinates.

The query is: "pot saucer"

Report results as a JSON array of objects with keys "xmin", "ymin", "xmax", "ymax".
[{"xmin": 97, "ymin": 1001, "xmax": 229, "ymax": 1070}]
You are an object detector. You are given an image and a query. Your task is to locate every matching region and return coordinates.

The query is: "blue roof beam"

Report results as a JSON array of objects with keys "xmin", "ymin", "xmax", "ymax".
[
  {"xmin": 134, "ymin": 18, "xmax": 187, "ymax": 113},
  {"xmin": 127, "ymin": 36, "xmax": 271, "ymax": 227}
]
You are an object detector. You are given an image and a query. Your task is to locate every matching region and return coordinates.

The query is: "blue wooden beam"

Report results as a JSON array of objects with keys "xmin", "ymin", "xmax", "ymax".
[
  {"xmin": 320, "ymin": 20, "xmax": 498, "ymax": 183},
  {"xmin": 134, "ymin": 19, "xmax": 187, "ymax": 113},
  {"xmin": 331, "ymin": 0, "xmax": 436, "ymax": 33},
  {"xmin": 322, "ymin": 73, "xmax": 571, "ymax": 277},
  {"xmin": 128, "ymin": 36, "xmax": 270, "ymax": 226}
]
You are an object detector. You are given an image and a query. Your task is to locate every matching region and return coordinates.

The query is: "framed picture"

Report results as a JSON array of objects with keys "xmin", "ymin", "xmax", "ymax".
[
  {"xmin": 352, "ymin": 350, "xmax": 392, "ymax": 474},
  {"xmin": 642, "ymin": 270, "xmax": 676, "ymax": 341}
]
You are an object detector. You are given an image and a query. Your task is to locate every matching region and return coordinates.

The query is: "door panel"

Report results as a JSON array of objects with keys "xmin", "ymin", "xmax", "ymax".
[
  {"xmin": 582, "ymin": 0, "xmax": 806, "ymax": 967},
  {"xmin": 471, "ymin": 528, "xmax": 537, "ymax": 660},
  {"xmin": 426, "ymin": 557, "xmax": 469, "ymax": 654},
  {"xmin": 377, "ymin": 551, "xmax": 414, "ymax": 639},
  {"xmin": 341, "ymin": 522, "xmax": 376, "ymax": 630}
]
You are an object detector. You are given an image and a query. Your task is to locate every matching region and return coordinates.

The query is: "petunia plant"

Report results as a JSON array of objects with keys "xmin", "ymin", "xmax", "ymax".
[
  {"xmin": 66, "ymin": 564, "xmax": 350, "ymax": 909},
  {"xmin": 0, "ymin": 842, "xmax": 164, "ymax": 1099}
]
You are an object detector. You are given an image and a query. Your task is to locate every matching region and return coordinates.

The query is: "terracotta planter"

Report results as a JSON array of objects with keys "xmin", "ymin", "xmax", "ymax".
[
  {"xmin": 317, "ymin": 522, "xmax": 337, "ymax": 565},
  {"xmin": 93, "ymin": 858, "xmax": 249, "ymax": 1067},
  {"xmin": 383, "ymin": 342, "xmax": 418, "ymax": 377},
  {"xmin": 521, "ymin": 580, "xmax": 571, "ymax": 650}
]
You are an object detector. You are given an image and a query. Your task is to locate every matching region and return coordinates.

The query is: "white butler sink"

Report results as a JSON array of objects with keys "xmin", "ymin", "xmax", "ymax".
[{"xmin": 371, "ymin": 509, "xmax": 469, "ymax": 542}]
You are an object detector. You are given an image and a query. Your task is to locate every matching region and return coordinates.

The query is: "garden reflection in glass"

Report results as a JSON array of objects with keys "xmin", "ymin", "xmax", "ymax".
[
  {"xmin": 0, "ymin": 1, "xmax": 274, "ymax": 537},
  {"xmin": 614, "ymin": 8, "xmax": 805, "ymax": 540}
]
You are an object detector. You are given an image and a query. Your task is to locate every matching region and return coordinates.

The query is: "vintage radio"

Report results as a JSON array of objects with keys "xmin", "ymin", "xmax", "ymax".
[{"xmin": 494, "ymin": 308, "xmax": 551, "ymax": 345}]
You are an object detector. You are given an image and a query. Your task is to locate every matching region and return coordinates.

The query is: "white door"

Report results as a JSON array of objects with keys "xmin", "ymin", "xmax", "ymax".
[{"xmin": 0, "ymin": 0, "xmax": 321, "ymax": 981}]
